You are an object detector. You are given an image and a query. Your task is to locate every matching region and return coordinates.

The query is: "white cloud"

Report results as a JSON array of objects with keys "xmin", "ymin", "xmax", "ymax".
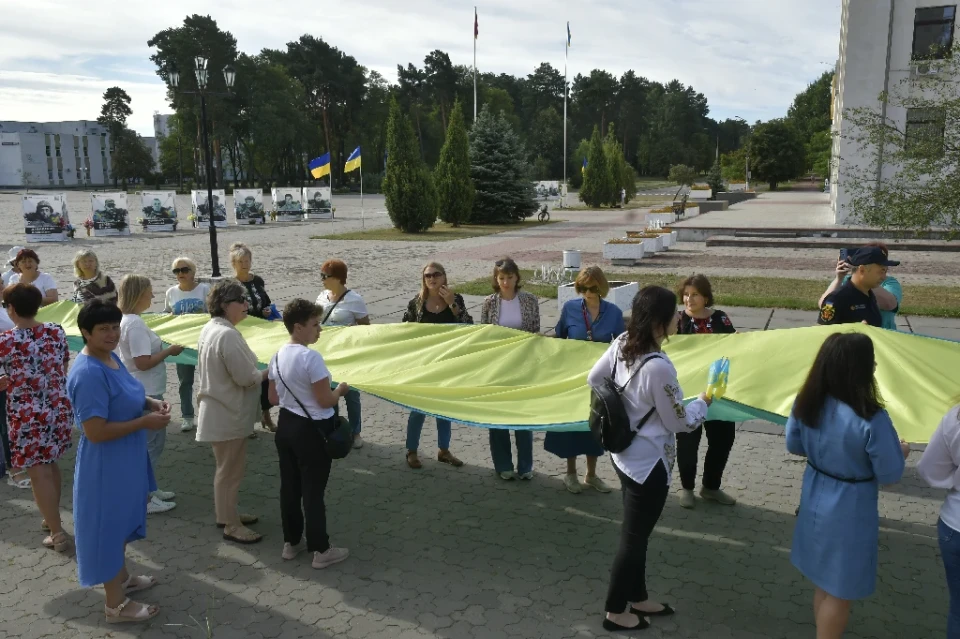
[{"xmin": 0, "ymin": 0, "xmax": 842, "ymax": 135}]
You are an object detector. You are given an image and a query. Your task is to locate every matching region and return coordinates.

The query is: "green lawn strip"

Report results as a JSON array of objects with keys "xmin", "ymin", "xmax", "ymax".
[
  {"xmin": 311, "ymin": 220, "xmax": 560, "ymax": 242},
  {"xmin": 454, "ymin": 271, "xmax": 960, "ymax": 318}
]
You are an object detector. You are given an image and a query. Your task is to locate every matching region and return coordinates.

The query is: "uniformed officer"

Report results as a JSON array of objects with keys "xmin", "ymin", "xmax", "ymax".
[{"xmin": 818, "ymin": 246, "xmax": 899, "ymax": 327}]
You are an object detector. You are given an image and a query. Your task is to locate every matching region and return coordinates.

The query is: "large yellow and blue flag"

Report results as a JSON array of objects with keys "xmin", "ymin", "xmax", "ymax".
[
  {"xmin": 344, "ymin": 146, "xmax": 361, "ymax": 173},
  {"xmin": 567, "ymin": 22, "xmax": 571, "ymax": 48},
  {"xmin": 308, "ymin": 152, "xmax": 331, "ymax": 179}
]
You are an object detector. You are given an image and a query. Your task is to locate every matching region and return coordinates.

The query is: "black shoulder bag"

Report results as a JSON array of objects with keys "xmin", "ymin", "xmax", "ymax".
[
  {"xmin": 321, "ymin": 290, "xmax": 352, "ymax": 325},
  {"xmin": 274, "ymin": 352, "xmax": 353, "ymax": 459},
  {"xmin": 589, "ymin": 352, "xmax": 662, "ymax": 453}
]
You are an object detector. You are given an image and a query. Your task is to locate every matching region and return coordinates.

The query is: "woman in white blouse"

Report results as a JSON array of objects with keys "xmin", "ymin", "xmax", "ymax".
[
  {"xmin": 315, "ymin": 259, "xmax": 368, "ymax": 448},
  {"xmin": 9, "ymin": 249, "xmax": 58, "ymax": 306},
  {"xmin": 587, "ymin": 285, "xmax": 710, "ymax": 633},
  {"xmin": 917, "ymin": 403, "xmax": 960, "ymax": 638}
]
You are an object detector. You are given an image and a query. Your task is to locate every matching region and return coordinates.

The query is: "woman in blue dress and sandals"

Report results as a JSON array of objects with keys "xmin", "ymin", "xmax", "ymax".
[
  {"xmin": 786, "ymin": 332, "xmax": 909, "ymax": 639},
  {"xmin": 67, "ymin": 300, "xmax": 174, "ymax": 624},
  {"xmin": 547, "ymin": 266, "xmax": 624, "ymax": 494}
]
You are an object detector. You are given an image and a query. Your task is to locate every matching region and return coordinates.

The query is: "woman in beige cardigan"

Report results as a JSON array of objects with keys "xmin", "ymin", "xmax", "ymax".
[{"xmin": 195, "ymin": 279, "xmax": 268, "ymax": 545}]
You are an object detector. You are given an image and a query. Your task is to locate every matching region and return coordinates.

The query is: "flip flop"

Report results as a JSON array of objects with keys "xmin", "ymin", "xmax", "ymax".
[
  {"xmin": 105, "ymin": 598, "xmax": 160, "ymax": 624},
  {"xmin": 122, "ymin": 575, "xmax": 157, "ymax": 595}
]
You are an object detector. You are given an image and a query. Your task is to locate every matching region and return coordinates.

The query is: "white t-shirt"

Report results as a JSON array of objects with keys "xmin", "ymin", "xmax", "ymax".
[
  {"xmin": 9, "ymin": 272, "xmax": 57, "ymax": 295},
  {"xmin": 268, "ymin": 343, "xmax": 334, "ymax": 420},
  {"xmin": 165, "ymin": 283, "xmax": 210, "ymax": 315},
  {"xmin": 316, "ymin": 289, "xmax": 369, "ymax": 327},
  {"xmin": 0, "ymin": 307, "xmax": 13, "ymax": 332},
  {"xmin": 118, "ymin": 313, "xmax": 167, "ymax": 396},
  {"xmin": 498, "ymin": 297, "xmax": 523, "ymax": 329},
  {"xmin": 2, "ymin": 269, "xmax": 15, "ymax": 288},
  {"xmin": 917, "ymin": 405, "xmax": 960, "ymax": 532}
]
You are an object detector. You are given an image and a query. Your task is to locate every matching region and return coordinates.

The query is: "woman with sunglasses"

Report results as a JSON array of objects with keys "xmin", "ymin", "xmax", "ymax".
[
  {"xmin": 401, "ymin": 262, "xmax": 472, "ymax": 469},
  {"xmin": 163, "ymin": 257, "xmax": 209, "ymax": 433},
  {"xmin": 546, "ymin": 265, "xmax": 624, "ymax": 494}
]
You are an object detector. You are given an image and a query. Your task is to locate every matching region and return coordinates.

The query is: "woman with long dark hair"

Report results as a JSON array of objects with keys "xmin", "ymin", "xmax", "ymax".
[
  {"xmin": 587, "ymin": 286, "xmax": 710, "ymax": 632},
  {"xmin": 787, "ymin": 332, "xmax": 908, "ymax": 639}
]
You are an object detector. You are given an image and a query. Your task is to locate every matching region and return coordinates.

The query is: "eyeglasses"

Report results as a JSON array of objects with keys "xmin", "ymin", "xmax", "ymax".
[
  {"xmin": 320, "ymin": 273, "xmax": 330, "ymax": 280},
  {"xmin": 172, "ymin": 267, "xmax": 191, "ymax": 274},
  {"xmin": 423, "ymin": 272, "xmax": 444, "ymax": 279},
  {"xmin": 576, "ymin": 285, "xmax": 600, "ymax": 294}
]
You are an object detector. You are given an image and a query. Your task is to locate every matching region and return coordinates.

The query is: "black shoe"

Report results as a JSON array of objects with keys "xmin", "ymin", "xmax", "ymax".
[
  {"xmin": 631, "ymin": 603, "xmax": 675, "ymax": 617},
  {"xmin": 602, "ymin": 616, "xmax": 650, "ymax": 632}
]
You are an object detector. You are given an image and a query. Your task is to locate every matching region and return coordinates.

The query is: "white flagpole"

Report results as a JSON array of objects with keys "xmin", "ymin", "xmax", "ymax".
[
  {"xmin": 473, "ymin": 6, "xmax": 478, "ymax": 121},
  {"xmin": 360, "ymin": 158, "xmax": 364, "ymax": 230},
  {"xmin": 563, "ymin": 23, "xmax": 568, "ymax": 207}
]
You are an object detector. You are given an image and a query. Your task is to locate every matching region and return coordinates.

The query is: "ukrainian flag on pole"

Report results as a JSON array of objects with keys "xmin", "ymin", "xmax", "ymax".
[
  {"xmin": 344, "ymin": 147, "xmax": 361, "ymax": 173},
  {"xmin": 308, "ymin": 152, "xmax": 331, "ymax": 179}
]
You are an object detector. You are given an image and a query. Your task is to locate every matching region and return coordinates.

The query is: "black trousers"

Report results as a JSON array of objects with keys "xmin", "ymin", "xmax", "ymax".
[
  {"xmin": 604, "ymin": 460, "xmax": 669, "ymax": 613},
  {"xmin": 275, "ymin": 408, "xmax": 334, "ymax": 553},
  {"xmin": 675, "ymin": 420, "xmax": 736, "ymax": 491}
]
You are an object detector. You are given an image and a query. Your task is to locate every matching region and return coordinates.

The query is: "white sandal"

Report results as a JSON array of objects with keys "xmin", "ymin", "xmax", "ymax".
[
  {"xmin": 122, "ymin": 574, "xmax": 157, "ymax": 594},
  {"xmin": 104, "ymin": 598, "xmax": 160, "ymax": 624}
]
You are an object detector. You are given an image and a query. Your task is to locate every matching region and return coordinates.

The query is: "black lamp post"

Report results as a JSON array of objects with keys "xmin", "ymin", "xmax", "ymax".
[{"xmin": 169, "ymin": 57, "xmax": 235, "ymax": 278}]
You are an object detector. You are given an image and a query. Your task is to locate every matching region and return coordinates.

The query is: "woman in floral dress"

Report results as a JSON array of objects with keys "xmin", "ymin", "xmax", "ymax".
[{"xmin": 0, "ymin": 283, "xmax": 73, "ymax": 551}]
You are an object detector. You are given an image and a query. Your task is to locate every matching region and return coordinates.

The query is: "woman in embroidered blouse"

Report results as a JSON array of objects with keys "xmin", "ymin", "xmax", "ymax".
[
  {"xmin": 71, "ymin": 249, "xmax": 118, "ymax": 305},
  {"xmin": 546, "ymin": 266, "xmax": 624, "ymax": 494},
  {"xmin": 674, "ymin": 274, "xmax": 738, "ymax": 509},
  {"xmin": 401, "ymin": 262, "xmax": 472, "ymax": 469},
  {"xmin": 480, "ymin": 258, "xmax": 540, "ymax": 480},
  {"xmin": 588, "ymin": 285, "xmax": 709, "ymax": 632}
]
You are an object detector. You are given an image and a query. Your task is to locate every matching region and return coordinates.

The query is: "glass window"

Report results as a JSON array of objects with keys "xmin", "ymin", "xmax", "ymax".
[
  {"xmin": 913, "ymin": 6, "xmax": 957, "ymax": 59},
  {"xmin": 905, "ymin": 107, "xmax": 946, "ymax": 156},
  {"xmin": 45, "ymin": 145, "xmax": 51, "ymax": 157}
]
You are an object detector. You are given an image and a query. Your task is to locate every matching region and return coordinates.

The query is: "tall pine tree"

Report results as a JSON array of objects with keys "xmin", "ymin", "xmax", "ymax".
[
  {"xmin": 580, "ymin": 126, "xmax": 613, "ymax": 207},
  {"xmin": 469, "ymin": 104, "xmax": 537, "ymax": 224},
  {"xmin": 604, "ymin": 124, "xmax": 626, "ymax": 206},
  {"xmin": 383, "ymin": 97, "xmax": 437, "ymax": 233},
  {"xmin": 436, "ymin": 99, "xmax": 474, "ymax": 227}
]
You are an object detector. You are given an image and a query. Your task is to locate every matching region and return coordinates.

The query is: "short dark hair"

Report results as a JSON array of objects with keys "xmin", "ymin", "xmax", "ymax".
[
  {"xmin": 678, "ymin": 274, "xmax": 714, "ymax": 307},
  {"xmin": 491, "ymin": 257, "xmax": 522, "ymax": 293},
  {"xmin": 14, "ymin": 248, "xmax": 39, "ymax": 266},
  {"xmin": 793, "ymin": 333, "xmax": 884, "ymax": 427},
  {"xmin": 3, "ymin": 283, "xmax": 42, "ymax": 318},
  {"xmin": 321, "ymin": 259, "xmax": 348, "ymax": 285},
  {"xmin": 621, "ymin": 286, "xmax": 678, "ymax": 367},
  {"xmin": 282, "ymin": 298, "xmax": 322, "ymax": 334},
  {"xmin": 77, "ymin": 299, "xmax": 123, "ymax": 344}
]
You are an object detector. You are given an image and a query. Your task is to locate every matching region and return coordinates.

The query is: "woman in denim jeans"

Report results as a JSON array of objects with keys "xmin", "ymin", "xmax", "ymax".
[
  {"xmin": 918, "ymin": 403, "xmax": 960, "ymax": 639},
  {"xmin": 163, "ymin": 257, "xmax": 208, "ymax": 432}
]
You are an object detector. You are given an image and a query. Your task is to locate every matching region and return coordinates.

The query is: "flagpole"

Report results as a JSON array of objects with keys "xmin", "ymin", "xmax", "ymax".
[
  {"xmin": 563, "ymin": 23, "xmax": 568, "ymax": 208},
  {"xmin": 360, "ymin": 158, "xmax": 364, "ymax": 230},
  {"xmin": 473, "ymin": 7, "xmax": 478, "ymax": 121}
]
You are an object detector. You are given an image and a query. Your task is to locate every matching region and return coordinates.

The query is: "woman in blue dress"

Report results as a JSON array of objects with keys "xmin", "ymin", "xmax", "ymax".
[
  {"xmin": 67, "ymin": 300, "xmax": 173, "ymax": 624},
  {"xmin": 546, "ymin": 266, "xmax": 624, "ymax": 494},
  {"xmin": 786, "ymin": 332, "xmax": 908, "ymax": 638}
]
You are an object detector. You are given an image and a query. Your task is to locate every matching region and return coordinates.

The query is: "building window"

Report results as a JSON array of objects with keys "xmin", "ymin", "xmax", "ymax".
[
  {"xmin": 912, "ymin": 6, "xmax": 957, "ymax": 60},
  {"xmin": 905, "ymin": 107, "xmax": 946, "ymax": 156}
]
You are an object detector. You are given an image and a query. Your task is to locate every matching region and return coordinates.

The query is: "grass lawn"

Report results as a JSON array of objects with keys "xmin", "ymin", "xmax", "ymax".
[
  {"xmin": 455, "ymin": 271, "xmax": 960, "ymax": 318},
  {"xmin": 311, "ymin": 220, "xmax": 560, "ymax": 242}
]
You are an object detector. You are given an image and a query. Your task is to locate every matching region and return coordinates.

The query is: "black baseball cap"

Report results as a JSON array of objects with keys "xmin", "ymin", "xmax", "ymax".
[{"xmin": 848, "ymin": 246, "xmax": 900, "ymax": 267}]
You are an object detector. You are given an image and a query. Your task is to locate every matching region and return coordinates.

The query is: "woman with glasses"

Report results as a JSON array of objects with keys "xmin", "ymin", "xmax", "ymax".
[
  {"xmin": 8, "ymin": 249, "xmax": 58, "ymax": 307},
  {"xmin": 163, "ymin": 257, "xmax": 209, "ymax": 433},
  {"xmin": 546, "ymin": 266, "xmax": 624, "ymax": 494},
  {"xmin": 401, "ymin": 262, "xmax": 472, "ymax": 469},
  {"xmin": 315, "ymin": 259, "xmax": 369, "ymax": 448},
  {"xmin": 195, "ymin": 280, "xmax": 269, "ymax": 545}
]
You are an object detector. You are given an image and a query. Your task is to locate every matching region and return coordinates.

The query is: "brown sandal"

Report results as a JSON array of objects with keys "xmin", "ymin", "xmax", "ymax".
[
  {"xmin": 437, "ymin": 449, "xmax": 464, "ymax": 467},
  {"xmin": 222, "ymin": 525, "xmax": 263, "ymax": 545},
  {"xmin": 42, "ymin": 531, "xmax": 72, "ymax": 553},
  {"xmin": 406, "ymin": 451, "xmax": 422, "ymax": 469}
]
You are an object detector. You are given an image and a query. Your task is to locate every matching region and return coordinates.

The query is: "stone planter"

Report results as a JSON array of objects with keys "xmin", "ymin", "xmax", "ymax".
[
  {"xmin": 681, "ymin": 206, "xmax": 700, "ymax": 218},
  {"xmin": 646, "ymin": 212, "xmax": 675, "ymax": 226},
  {"xmin": 688, "ymin": 189, "xmax": 712, "ymax": 200},
  {"xmin": 602, "ymin": 240, "xmax": 646, "ymax": 267},
  {"xmin": 558, "ymin": 280, "xmax": 639, "ymax": 314},
  {"xmin": 645, "ymin": 230, "xmax": 677, "ymax": 248},
  {"xmin": 727, "ymin": 182, "xmax": 746, "ymax": 192}
]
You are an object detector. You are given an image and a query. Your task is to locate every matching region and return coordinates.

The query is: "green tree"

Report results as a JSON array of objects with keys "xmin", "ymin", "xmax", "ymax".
[
  {"xmin": 720, "ymin": 148, "xmax": 747, "ymax": 181},
  {"xmin": 787, "ymin": 71, "xmax": 834, "ymax": 142},
  {"xmin": 603, "ymin": 124, "xmax": 626, "ymax": 206},
  {"xmin": 112, "ymin": 130, "xmax": 156, "ymax": 186},
  {"xmin": 806, "ymin": 129, "xmax": 833, "ymax": 177},
  {"xmin": 621, "ymin": 163, "xmax": 638, "ymax": 204},
  {"xmin": 748, "ymin": 119, "xmax": 805, "ymax": 190},
  {"xmin": 158, "ymin": 113, "xmax": 193, "ymax": 186},
  {"xmin": 469, "ymin": 104, "xmax": 536, "ymax": 223},
  {"xmin": 435, "ymin": 100, "xmax": 474, "ymax": 226},
  {"xmin": 97, "ymin": 87, "xmax": 133, "ymax": 187},
  {"xmin": 383, "ymin": 97, "xmax": 437, "ymax": 233},
  {"xmin": 668, "ymin": 164, "xmax": 697, "ymax": 199},
  {"xmin": 705, "ymin": 161, "xmax": 724, "ymax": 197},
  {"xmin": 579, "ymin": 126, "xmax": 613, "ymax": 207},
  {"xmin": 569, "ymin": 138, "xmax": 590, "ymax": 189}
]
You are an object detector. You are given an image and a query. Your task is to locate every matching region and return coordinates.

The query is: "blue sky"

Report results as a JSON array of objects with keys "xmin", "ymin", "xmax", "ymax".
[{"xmin": 0, "ymin": 0, "xmax": 843, "ymax": 136}]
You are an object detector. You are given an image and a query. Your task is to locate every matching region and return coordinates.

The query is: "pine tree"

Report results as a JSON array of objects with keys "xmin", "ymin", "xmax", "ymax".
[
  {"xmin": 383, "ymin": 97, "xmax": 437, "ymax": 233},
  {"xmin": 579, "ymin": 126, "xmax": 613, "ymax": 207},
  {"xmin": 435, "ymin": 100, "xmax": 475, "ymax": 227},
  {"xmin": 469, "ymin": 104, "xmax": 537, "ymax": 224},
  {"xmin": 705, "ymin": 161, "xmax": 724, "ymax": 199},
  {"xmin": 604, "ymin": 124, "xmax": 626, "ymax": 206}
]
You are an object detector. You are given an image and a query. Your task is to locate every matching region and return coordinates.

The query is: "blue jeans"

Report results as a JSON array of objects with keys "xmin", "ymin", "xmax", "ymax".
[
  {"xmin": 406, "ymin": 412, "xmax": 451, "ymax": 452},
  {"xmin": 333, "ymin": 384, "xmax": 362, "ymax": 435},
  {"xmin": 145, "ymin": 394, "xmax": 166, "ymax": 469},
  {"xmin": 939, "ymin": 517, "xmax": 960, "ymax": 639},
  {"xmin": 176, "ymin": 364, "xmax": 195, "ymax": 420},
  {"xmin": 489, "ymin": 428, "xmax": 533, "ymax": 474}
]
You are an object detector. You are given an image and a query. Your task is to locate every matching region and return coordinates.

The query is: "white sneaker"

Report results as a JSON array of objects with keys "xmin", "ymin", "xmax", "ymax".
[
  {"xmin": 180, "ymin": 418, "xmax": 195, "ymax": 432},
  {"xmin": 518, "ymin": 471, "xmax": 534, "ymax": 480},
  {"xmin": 282, "ymin": 542, "xmax": 305, "ymax": 560},
  {"xmin": 352, "ymin": 435, "xmax": 363, "ymax": 449},
  {"xmin": 147, "ymin": 495, "xmax": 176, "ymax": 514},
  {"xmin": 563, "ymin": 473, "xmax": 584, "ymax": 494},
  {"xmin": 153, "ymin": 489, "xmax": 176, "ymax": 501},
  {"xmin": 312, "ymin": 546, "xmax": 349, "ymax": 569},
  {"xmin": 499, "ymin": 471, "xmax": 517, "ymax": 480}
]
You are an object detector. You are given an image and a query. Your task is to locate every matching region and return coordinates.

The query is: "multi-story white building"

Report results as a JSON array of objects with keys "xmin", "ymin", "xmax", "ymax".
[
  {"xmin": 0, "ymin": 121, "xmax": 113, "ymax": 187},
  {"xmin": 831, "ymin": 0, "xmax": 957, "ymax": 223}
]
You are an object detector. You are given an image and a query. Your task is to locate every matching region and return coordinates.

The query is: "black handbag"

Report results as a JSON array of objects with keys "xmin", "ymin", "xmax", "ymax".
[{"xmin": 274, "ymin": 353, "xmax": 353, "ymax": 460}]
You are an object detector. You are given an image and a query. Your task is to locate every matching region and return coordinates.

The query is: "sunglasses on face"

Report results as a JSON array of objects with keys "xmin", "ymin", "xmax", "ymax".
[
  {"xmin": 423, "ymin": 272, "xmax": 444, "ymax": 279},
  {"xmin": 226, "ymin": 297, "xmax": 248, "ymax": 305},
  {"xmin": 172, "ymin": 267, "xmax": 191, "ymax": 274},
  {"xmin": 320, "ymin": 273, "xmax": 331, "ymax": 280},
  {"xmin": 576, "ymin": 285, "xmax": 600, "ymax": 294}
]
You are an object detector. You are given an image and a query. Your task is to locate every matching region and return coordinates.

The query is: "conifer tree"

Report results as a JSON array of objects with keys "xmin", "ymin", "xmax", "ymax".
[
  {"xmin": 579, "ymin": 126, "xmax": 613, "ymax": 207},
  {"xmin": 469, "ymin": 104, "xmax": 537, "ymax": 223},
  {"xmin": 383, "ymin": 97, "xmax": 437, "ymax": 233},
  {"xmin": 436, "ymin": 100, "xmax": 475, "ymax": 227}
]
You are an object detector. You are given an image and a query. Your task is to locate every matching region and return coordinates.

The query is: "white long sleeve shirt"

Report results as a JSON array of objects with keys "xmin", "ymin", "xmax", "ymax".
[
  {"xmin": 587, "ymin": 336, "xmax": 708, "ymax": 485},
  {"xmin": 917, "ymin": 405, "xmax": 960, "ymax": 532}
]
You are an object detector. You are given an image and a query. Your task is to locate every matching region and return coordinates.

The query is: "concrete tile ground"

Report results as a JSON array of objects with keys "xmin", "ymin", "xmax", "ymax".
[{"xmin": 0, "ymin": 189, "xmax": 956, "ymax": 638}]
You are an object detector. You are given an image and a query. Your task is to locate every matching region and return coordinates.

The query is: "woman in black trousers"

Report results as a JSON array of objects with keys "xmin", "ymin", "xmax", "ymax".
[{"xmin": 267, "ymin": 299, "xmax": 350, "ymax": 570}]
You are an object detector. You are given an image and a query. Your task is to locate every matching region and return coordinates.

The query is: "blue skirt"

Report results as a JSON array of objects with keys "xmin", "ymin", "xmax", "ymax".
[{"xmin": 544, "ymin": 431, "xmax": 604, "ymax": 459}]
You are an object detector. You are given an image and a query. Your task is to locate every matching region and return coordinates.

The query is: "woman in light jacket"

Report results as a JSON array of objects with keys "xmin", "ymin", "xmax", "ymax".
[
  {"xmin": 587, "ymin": 286, "xmax": 710, "ymax": 632},
  {"xmin": 479, "ymin": 257, "xmax": 540, "ymax": 480},
  {"xmin": 195, "ymin": 279, "xmax": 269, "ymax": 545}
]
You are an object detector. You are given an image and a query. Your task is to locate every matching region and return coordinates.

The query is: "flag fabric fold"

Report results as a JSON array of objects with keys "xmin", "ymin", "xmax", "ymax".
[
  {"xmin": 474, "ymin": 8, "xmax": 478, "ymax": 39},
  {"xmin": 344, "ymin": 147, "xmax": 362, "ymax": 173},
  {"xmin": 567, "ymin": 22, "xmax": 571, "ymax": 47},
  {"xmin": 581, "ymin": 157, "xmax": 587, "ymax": 174},
  {"xmin": 308, "ymin": 152, "xmax": 331, "ymax": 179}
]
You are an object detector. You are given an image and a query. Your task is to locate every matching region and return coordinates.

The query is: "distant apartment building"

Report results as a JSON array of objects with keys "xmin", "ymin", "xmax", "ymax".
[
  {"xmin": 0, "ymin": 121, "xmax": 113, "ymax": 187},
  {"xmin": 831, "ymin": 0, "xmax": 957, "ymax": 223}
]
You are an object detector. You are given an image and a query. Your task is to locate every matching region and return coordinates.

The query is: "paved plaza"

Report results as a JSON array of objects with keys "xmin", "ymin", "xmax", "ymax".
[{"xmin": 0, "ymin": 190, "xmax": 956, "ymax": 638}]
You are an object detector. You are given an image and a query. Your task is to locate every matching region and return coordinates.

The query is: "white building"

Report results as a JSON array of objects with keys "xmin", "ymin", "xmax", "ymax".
[
  {"xmin": 0, "ymin": 121, "xmax": 113, "ymax": 187},
  {"xmin": 831, "ymin": 0, "xmax": 957, "ymax": 223}
]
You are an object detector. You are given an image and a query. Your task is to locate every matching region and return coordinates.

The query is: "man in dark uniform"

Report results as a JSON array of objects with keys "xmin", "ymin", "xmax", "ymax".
[{"xmin": 818, "ymin": 246, "xmax": 899, "ymax": 327}]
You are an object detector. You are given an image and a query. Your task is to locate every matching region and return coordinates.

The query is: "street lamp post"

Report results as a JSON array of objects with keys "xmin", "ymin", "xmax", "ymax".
[{"xmin": 168, "ymin": 57, "xmax": 235, "ymax": 278}]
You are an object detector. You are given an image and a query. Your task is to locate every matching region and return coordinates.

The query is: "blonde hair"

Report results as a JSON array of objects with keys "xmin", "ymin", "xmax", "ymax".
[
  {"xmin": 171, "ymin": 256, "xmax": 198, "ymax": 282},
  {"xmin": 229, "ymin": 242, "xmax": 252, "ymax": 269},
  {"xmin": 574, "ymin": 265, "xmax": 610, "ymax": 298},
  {"xmin": 118, "ymin": 274, "xmax": 152, "ymax": 314},
  {"xmin": 73, "ymin": 249, "xmax": 99, "ymax": 277},
  {"xmin": 419, "ymin": 261, "xmax": 447, "ymax": 303}
]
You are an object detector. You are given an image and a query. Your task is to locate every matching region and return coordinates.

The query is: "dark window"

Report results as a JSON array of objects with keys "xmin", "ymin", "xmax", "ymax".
[
  {"xmin": 905, "ymin": 107, "xmax": 946, "ymax": 156},
  {"xmin": 913, "ymin": 6, "xmax": 956, "ymax": 59}
]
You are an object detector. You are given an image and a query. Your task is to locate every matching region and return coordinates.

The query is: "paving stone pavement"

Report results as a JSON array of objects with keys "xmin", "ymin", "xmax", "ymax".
[{"xmin": 0, "ymin": 190, "xmax": 954, "ymax": 638}]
